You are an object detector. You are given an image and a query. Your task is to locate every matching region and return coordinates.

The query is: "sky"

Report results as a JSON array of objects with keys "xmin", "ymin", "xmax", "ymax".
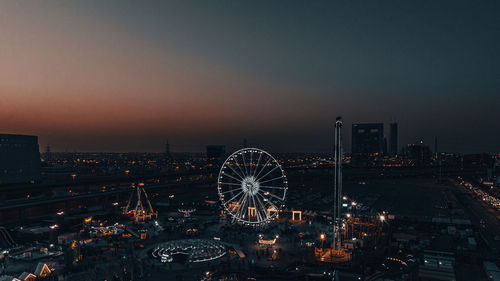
[{"xmin": 0, "ymin": 0, "xmax": 499, "ymax": 153}]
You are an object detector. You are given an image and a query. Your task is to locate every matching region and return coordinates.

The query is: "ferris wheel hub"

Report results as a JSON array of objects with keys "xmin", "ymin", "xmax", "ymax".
[{"xmin": 242, "ymin": 176, "xmax": 260, "ymax": 196}]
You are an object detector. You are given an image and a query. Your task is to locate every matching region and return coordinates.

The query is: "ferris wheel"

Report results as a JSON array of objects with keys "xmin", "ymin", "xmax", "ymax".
[{"xmin": 217, "ymin": 148, "xmax": 287, "ymax": 226}]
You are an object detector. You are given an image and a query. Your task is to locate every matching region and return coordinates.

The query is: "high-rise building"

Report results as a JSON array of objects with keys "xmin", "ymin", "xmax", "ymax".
[
  {"xmin": 44, "ymin": 144, "xmax": 52, "ymax": 162},
  {"xmin": 163, "ymin": 140, "xmax": 171, "ymax": 164},
  {"xmin": 404, "ymin": 141, "xmax": 432, "ymax": 167},
  {"xmin": 0, "ymin": 134, "xmax": 41, "ymax": 184},
  {"xmin": 351, "ymin": 123, "xmax": 384, "ymax": 166},
  {"xmin": 165, "ymin": 140, "xmax": 170, "ymax": 156},
  {"xmin": 164, "ymin": 140, "xmax": 171, "ymax": 159},
  {"xmin": 434, "ymin": 136, "xmax": 438, "ymax": 155},
  {"xmin": 389, "ymin": 122, "xmax": 398, "ymax": 156}
]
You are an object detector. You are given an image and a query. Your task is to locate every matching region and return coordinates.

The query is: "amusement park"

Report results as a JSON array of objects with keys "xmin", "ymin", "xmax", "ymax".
[
  {"xmin": 117, "ymin": 117, "xmax": 397, "ymax": 280},
  {"xmin": 0, "ymin": 118, "xmax": 408, "ymax": 281},
  {"xmin": 1, "ymin": 114, "xmax": 497, "ymax": 281}
]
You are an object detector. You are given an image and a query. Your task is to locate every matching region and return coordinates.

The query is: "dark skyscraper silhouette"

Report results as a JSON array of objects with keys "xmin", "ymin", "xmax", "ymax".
[
  {"xmin": 351, "ymin": 123, "xmax": 384, "ymax": 166},
  {"xmin": 164, "ymin": 140, "xmax": 171, "ymax": 163},
  {"xmin": 45, "ymin": 144, "xmax": 51, "ymax": 162},
  {"xmin": 390, "ymin": 123, "xmax": 398, "ymax": 156},
  {"xmin": 405, "ymin": 141, "xmax": 432, "ymax": 167},
  {"xmin": 434, "ymin": 136, "xmax": 438, "ymax": 155},
  {"xmin": 165, "ymin": 141, "xmax": 170, "ymax": 156},
  {"xmin": 0, "ymin": 134, "xmax": 41, "ymax": 184}
]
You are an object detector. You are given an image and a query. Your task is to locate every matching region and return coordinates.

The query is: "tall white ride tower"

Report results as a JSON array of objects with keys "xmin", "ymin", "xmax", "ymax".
[
  {"xmin": 333, "ymin": 116, "xmax": 344, "ymax": 255},
  {"xmin": 315, "ymin": 117, "xmax": 350, "ymax": 262}
]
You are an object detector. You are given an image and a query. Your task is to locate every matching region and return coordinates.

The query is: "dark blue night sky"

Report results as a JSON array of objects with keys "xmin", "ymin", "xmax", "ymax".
[{"xmin": 1, "ymin": 0, "xmax": 498, "ymax": 153}]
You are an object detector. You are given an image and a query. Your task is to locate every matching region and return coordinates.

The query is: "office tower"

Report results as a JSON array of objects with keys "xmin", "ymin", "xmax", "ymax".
[
  {"xmin": 45, "ymin": 144, "xmax": 52, "ymax": 162},
  {"xmin": 390, "ymin": 122, "xmax": 398, "ymax": 156},
  {"xmin": 405, "ymin": 141, "xmax": 432, "ymax": 167},
  {"xmin": 0, "ymin": 134, "xmax": 41, "ymax": 184},
  {"xmin": 164, "ymin": 140, "xmax": 171, "ymax": 159},
  {"xmin": 163, "ymin": 140, "xmax": 171, "ymax": 164},
  {"xmin": 165, "ymin": 140, "xmax": 170, "ymax": 155},
  {"xmin": 351, "ymin": 123, "xmax": 384, "ymax": 166},
  {"xmin": 434, "ymin": 136, "xmax": 438, "ymax": 155}
]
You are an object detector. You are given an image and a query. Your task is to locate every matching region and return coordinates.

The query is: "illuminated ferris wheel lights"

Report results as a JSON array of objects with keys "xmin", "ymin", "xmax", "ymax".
[{"xmin": 217, "ymin": 148, "xmax": 287, "ymax": 226}]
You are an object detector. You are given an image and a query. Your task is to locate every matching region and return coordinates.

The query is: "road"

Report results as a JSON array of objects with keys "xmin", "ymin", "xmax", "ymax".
[
  {"xmin": 0, "ymin": 179, "xmax": 212, "ymax": 212},
  {"xmin": 450, "ymin": 179, "xmax": 500, "ymax": 254}
]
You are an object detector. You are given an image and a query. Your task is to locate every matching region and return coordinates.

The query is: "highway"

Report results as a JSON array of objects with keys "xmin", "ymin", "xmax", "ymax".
[
  {"xmin": 0, "ymin": 179, "xmax": 213, "ymax": 212},
  {"xmin": 451, "ymin": 178, "xmax": 500, "ymax": 255}
]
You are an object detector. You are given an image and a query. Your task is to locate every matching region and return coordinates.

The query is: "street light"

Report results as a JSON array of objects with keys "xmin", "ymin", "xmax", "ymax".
[{"xmin": 320, "ymin": 233, "xmax": 326, "ymax": 249}]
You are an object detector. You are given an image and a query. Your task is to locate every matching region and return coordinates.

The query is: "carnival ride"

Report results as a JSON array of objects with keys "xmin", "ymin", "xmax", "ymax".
[
  {"xmin": 123, "ymin": 183, "xmax": 158, "ymax": 222},
  {"xmin": 217, "ymin": 148, "xmax": 287, "ymax": 226},
  {"xmin": 151, "ymin": 239, "xmax": 226, "ymax": 263}
]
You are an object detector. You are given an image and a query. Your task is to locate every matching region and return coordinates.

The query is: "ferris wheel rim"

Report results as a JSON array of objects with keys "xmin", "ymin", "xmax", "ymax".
[{"xmin": 217, "ymin": 147, "xmax": 287, "ymax": 225}]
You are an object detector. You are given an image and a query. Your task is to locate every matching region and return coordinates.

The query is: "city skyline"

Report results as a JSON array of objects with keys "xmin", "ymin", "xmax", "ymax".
[
  {"xmin": 1, "ymin": 2, "xmax": 499, "ymax": 280},
  {"xmin": 1, "ymin": 0, "xmax": 498, "ymax": 153}
]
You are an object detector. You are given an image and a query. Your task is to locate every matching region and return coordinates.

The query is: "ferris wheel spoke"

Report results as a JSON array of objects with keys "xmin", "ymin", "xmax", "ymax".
[
  {"xmin": 255, "ymin": 194, "xmax": 267, "ymax": 222},
  {"xmin": 231, "ymin": 156, "xmax": 247, "ymax": 179},
  {"xmin": 224, "ymin": 163, "xmax": 245, "ymax": 181},
  {"xmin": 229, "ymin": 198, "xmax": 241, "ymax": 214},
  {"xmin": 255, "ymin": 191, "xmax": 270, "ymax": 206},
  {"xmin": 233, "ymin": 192, "xmax": 245, "ymax": 213},
  {"xmin": 235, "ymin": 193, "xmax": 249, "ymax": 220},
  {"xmin": 221, "ymin": 172, "xmax": 243, "ymax": 183},
  {"xmin": 254, "ymin": 194, "xmax": 269, "ymax": 221},
  {"xmin": 254, "ymin": 157, "xmax": 271, "ymax": 180},
  {"xmin": 252, "ymin": 152, "xmax": 263, "ymax": 177},
  {"xmin": 228, "ymin": 193, "xmax": 244, "ymax": 214},
  {"xmin": 258, "ymin": 201, "xmax": 269, "ymax": 222},
  {"xmin": 243, "ymin": 194, "xmax": 251, "ymax": 218},
  {"xmin": 260, "ymin": 191, "xmax": 285, "ymax": 203},
  {"xmin": 256, "ymin": 165, "xmax": 280, "ymax": 182},
  {"xmin": 256, "ymin": 193, "xmax": 274, "ymax": 221},
  {"xmin": 250, "ymin": 195, "xmax": 262, "ymax": 222},
  {"xmin": 233, "ymin": 160, "xmax": 247, "ymax": 179},
  {"xmin": 219, "ymin": 187, "xmax": 243, "ymax": 195},
  {"xmin": 259, "ymin": 185, "xmax": 287, "ymax": 190},
  {"xmin": 241, "ymin": 152, "xmax": 249, "ymax": 177},
  {"xmin": 258, "ymin": 175, "xmax": 284, "ymax": 185},
  {"xmin": 224, "ymin": 190, "xmax": 244, "ymax": 205},
  {"xmin": 219, "ymin": 182, "xmax": 242, "ymax": 187},
  {"xmin": 232, "ymin": 195, "xmax": 243, "ymax": 217},
  {"xmin": 248, "ymin": 150, "xmax": 254, "ymax": 176},
  {"xmin": 242, "ymin": 194, "xmax": 252, "ymax": 220}
]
